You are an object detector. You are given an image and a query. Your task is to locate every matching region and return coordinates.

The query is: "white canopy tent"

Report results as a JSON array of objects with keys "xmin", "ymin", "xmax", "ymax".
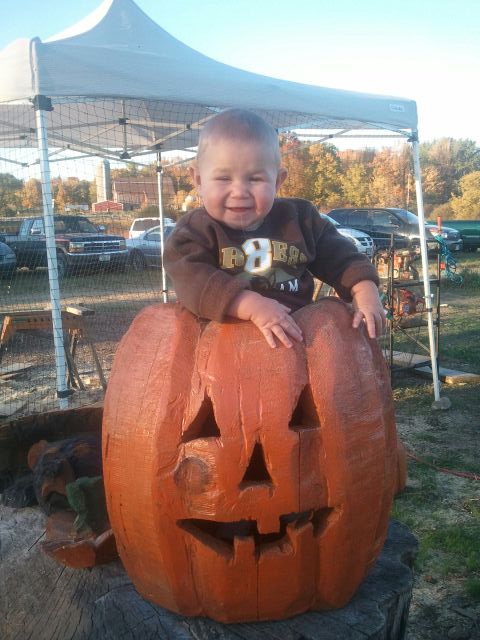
[{"xmin": 0, "ymin": 0, "xmax": 443, "ymax": 405}]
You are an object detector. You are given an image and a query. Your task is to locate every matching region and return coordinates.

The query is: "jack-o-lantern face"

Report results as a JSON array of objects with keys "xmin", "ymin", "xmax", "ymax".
[{"xmin": 103, "ymin": 300, "xmax": 398, "ymax": 623}]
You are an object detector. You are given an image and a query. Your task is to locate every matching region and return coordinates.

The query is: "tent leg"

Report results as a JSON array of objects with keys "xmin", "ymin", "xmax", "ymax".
[
  {"xmin": 34, "ymin": 96, "xmax": 70, "ymax": 409},
  {"xmin": 156, "ymin": 150, "xmax": 169, "ymax": 304},
  {"xmin": 411, "ymin": 138, "xmax": 450, "ymax": 410}
]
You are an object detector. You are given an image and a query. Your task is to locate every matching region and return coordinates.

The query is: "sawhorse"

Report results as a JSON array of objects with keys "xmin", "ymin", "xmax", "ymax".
[{"xmin": 0, "ymin": 305, "xmax": 107, "ymax": 391}]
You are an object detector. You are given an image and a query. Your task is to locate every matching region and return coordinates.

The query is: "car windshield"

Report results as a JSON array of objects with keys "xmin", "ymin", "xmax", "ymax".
[
  {"xmin": 320, "ymin": 213, "xmax": 339, "ymax": 226},
  {"xmin": 143, "ymin": 225, "xmax": 175, "ymax": 240},
  {"xmin": 133, "ymin": 219, "xmax": 158, "ymax": 232},
  {"xmin": 392, "ymin": 209, "xmax": 421, "ymax": 225},
  {"xmin": 54, "ymin": 218, "xmax": 98, "ymax": 234}
]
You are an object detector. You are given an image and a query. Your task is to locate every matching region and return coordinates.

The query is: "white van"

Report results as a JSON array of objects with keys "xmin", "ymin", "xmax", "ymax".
[{"xmin": 128, "ymin": 217, "xmax": 174, "ymax": 239}]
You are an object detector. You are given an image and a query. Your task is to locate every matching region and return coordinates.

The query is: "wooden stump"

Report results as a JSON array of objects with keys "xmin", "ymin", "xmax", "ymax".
[{"xmin": 0, "ymin": 506, "xmax": 417, "ymax": 640}]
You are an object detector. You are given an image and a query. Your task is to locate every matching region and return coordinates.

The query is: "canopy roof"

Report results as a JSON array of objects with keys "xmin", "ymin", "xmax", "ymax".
[{"xmin": 0, "ymin": 0, "xmax": 417, "ymax": 158}]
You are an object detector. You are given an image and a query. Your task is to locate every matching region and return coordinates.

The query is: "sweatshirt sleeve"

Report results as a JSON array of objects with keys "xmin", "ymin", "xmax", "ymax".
[
  {"xmin": 163, "ymin": 216, "xmax": 250, "ymax": 321},
  {"xmin": 305, "ymin": 207, "xmax": 379, "ymax": 301}
]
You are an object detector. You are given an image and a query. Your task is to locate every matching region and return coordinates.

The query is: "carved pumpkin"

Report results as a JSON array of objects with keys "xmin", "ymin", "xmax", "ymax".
[{"xmin": 103, "ymin": 299, "xmax": 398, "ymax": 622}]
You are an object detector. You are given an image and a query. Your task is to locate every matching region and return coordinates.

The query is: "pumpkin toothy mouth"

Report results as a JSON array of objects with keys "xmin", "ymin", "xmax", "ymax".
[{"xmin": 178, "ymin": 507, "xmax": 334, "ymax": 555}]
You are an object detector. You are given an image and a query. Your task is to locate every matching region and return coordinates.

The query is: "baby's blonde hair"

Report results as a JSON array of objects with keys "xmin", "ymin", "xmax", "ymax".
[{"xmin": 197, "ymin": 109, "xmax": 281, "ymax": 166}]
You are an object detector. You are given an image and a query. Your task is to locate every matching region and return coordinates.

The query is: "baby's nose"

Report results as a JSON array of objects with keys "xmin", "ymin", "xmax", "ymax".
[{"xmin": 231, "ymin": 180, "xmax": 249, "ymax": 196}]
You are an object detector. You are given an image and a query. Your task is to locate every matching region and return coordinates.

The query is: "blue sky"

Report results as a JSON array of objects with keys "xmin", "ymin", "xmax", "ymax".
[{"xmin": 1, "ymin": 0, "xmax": 479, "ymax": 146}]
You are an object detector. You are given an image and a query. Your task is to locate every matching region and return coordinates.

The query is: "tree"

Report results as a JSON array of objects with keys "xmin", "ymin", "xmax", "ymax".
[
  {"xmin": 309, "ymin": 143, "xmax": 343, "ymax": 209},
  {"xmin": 21, "ymin": 178, "xmax": 43, "ymax": 209},
  {"xmin": 52, "ymin": 178, "xmax": 66, "ymax": 211},
  {"xmin": 420, "ymin": 165, "xmax": 446, "ymax": 213},
  {"xmin": 63, "ymin": 177, "xmax": 92, "ymax": 206},
  {"xmin": 449, "ymin": 171, "xmax": 480, "ymax": 219},
  {"xmin": 164, "ymin": 158, "xmax": 194, "ymax": 195},
  {"xmin": 111, "ymin": 162, "xmax": 143, "ymax": 178},
  {"xmin": 419, "ymin": 138, "xmax": 480, "ymax": 204},
  {"xmin": 89, "ymin": 180, "xmax": 98, "ymax": 205},
  {"xmin": 429, "ymin": 202, "xmax": 454, "ymax": 222},
  {"xmin": 0, "ymin": 173, "xmax": 23, "ymax": 215},
  {"xmin": 368, "ymin": 148, "xmax": 409, "ymax": 207},
  {"xmin": 340, "ymin": 164, "xmax": 371, "ymax": 206},
  {"xmin": 278, "ymin": 136, "xmax": 315, "ymax": 201}
]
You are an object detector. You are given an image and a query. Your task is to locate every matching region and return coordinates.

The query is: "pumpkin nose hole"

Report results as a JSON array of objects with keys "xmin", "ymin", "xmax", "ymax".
[
  {"xmin": 240, "ymin": 442, "xmax": 273, "ymax": 487},
  {"xmin": 289, "ymin": 385, "xmax": 320, "ymax": 431},
  {"xmin": 181, "ymin": 396, "xmax": 220, "ymax": 442}
]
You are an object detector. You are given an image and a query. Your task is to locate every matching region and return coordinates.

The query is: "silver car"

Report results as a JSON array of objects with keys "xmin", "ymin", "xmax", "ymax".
[
  {"xmin": 126, "ymin": 224, "xmax": 175, "ymax": 271},
  {"xmin": 320, "ymin": 213, "xmax": 374, "ymax": 257}
]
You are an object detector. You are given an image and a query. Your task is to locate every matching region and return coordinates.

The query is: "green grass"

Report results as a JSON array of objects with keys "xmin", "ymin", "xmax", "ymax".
[
  {"xmin": 382, "ymin": 251, "xmax": 480, "ymax": 372},
  {"xmin": 393, "ymin": 464, "xmax": 480, "ymax": 600},
  {"xmin": 443, "ymin": 251, "xmax": 480, "ymax": 290},
  {"xmin": 416, "ymin": 525, "xmax": 480, "ymax": 578},
  {"xmin": 392, "ymin": 374, "xmax": 480, "ymax": 601},
  {"xmin": 466, "ymin": 578, "xmax": 480, "ymax": 599},
  {"xmin": 450, "ymin": 267, "xmax": 480, "ymax": 290}
]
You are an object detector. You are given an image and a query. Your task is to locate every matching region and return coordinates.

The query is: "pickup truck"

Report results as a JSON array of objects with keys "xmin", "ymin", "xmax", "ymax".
[
  {"xmin": 327, "ymin": 207, "xmax": 462, "ymax": 253},
  {"xmin": 432, "ymin": 219, "xmax": 480, "ymax": 252},
  {"xmin": 0, "ymin": 215, "xmax": 128, "ymax": 277}
]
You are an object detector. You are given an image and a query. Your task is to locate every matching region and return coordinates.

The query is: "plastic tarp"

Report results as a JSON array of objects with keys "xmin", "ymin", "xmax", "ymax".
[{"xmin": 0, "ymin": 0, "xmax": 417, "ymax": 155}]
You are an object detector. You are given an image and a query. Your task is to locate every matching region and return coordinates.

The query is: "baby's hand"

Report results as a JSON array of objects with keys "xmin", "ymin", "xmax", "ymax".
[
  {"xmin": 227, "ymin": 291, "xmax": 303, "ymax": 348},
  {"xmin": 350, "ymin": 280, "xmax": 386, "ymax": 339}
]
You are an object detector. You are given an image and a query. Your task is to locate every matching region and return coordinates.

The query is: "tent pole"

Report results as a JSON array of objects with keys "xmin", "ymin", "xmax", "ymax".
[
  {"xmin": 411, "ymin": 137, "xmax": 449, "ymax": 409},
  {"xmin": 34, "ymin": 96, "xmax": 70, "ymax": 409},
  {"xmin": 156, "ymin": 150, "xmax": 168, "ymax": 303}
]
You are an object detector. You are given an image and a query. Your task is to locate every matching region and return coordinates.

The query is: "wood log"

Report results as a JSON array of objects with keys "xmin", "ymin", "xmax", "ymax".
[
  {"xmin": 0, "ymin": 402, "xmax": 103, "ymax": 488},
  {"xmin": 0, "ymin": 506, "xmax": 417, "ymax": 640}
]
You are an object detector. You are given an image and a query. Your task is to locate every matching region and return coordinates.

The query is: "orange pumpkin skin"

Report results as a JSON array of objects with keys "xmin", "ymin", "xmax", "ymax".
[{"xmin": 103, "ymin": 299, "xmax": 398, "ymax": 622}]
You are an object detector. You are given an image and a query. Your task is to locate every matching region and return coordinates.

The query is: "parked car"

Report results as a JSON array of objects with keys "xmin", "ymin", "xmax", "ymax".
[
  {"xmin": 425, "ymin": 223, "xmax": 466, "ymax": 251},
  {"xmin": 127, "ymin": 224, "xmax": 176, "ymax": 271},
  {"xmin": 128, "ymin": 216, "xmax": 174, "ymax": 239},
  {"xmin": 327, "ymin": 207, "xmax": 462, "ymax": 252},
  {"xmin": 0, "ymin": 240, "xmax": 16, "ymax": 278},
  {"xmin": 0, "ymin": 215, "xmax": 128, "ymax": 277},
  {"xmin": 320, "ymin": 213, "xmax": 374, "ymax": 257},
  {"xmin": 428, "ymin": 219, "xmax": 480, "ymax": 252}
]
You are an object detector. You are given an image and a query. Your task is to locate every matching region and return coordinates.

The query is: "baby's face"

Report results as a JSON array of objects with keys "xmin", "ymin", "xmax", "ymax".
[{"xmin": 193, "ymin": 138, "xmax": 286, "ymax": 230}]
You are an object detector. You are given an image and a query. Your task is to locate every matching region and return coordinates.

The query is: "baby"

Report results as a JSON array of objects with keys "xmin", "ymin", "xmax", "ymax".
[{"xmin": 164, "ymin": 109, "xmax": 384, "ymax": 347}]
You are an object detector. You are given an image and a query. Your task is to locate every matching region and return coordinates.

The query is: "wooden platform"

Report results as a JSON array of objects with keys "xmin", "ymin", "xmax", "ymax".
[
  {"xmin": 0, "ymin": 506, "xmax": 417, "ymax": 640},
  {"xmin": 391, "ymin": 352, "xmax": 480, "ymax": 384}
]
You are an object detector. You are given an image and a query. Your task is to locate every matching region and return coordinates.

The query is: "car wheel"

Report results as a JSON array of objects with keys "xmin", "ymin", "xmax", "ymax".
[
  {"xmin": 130, "ymin": 250, "xmax": 146, "ymax": 272},
  {"xmin": 56, "ymin": 254, "xmax": 69, "ymax": 278}
]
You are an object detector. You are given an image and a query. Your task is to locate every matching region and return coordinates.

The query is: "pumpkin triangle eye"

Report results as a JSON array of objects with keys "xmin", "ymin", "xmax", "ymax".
[
  {"xmin": 240, "ymin": 441, "xmax": 273, "ymax": 487},
  {"xmin": 181, "ymin": 395, "xmax": 221, "ymax": 442},
  {"xmin": 289, "ymin": 386, "xmax": 321, "ymax": 431}
]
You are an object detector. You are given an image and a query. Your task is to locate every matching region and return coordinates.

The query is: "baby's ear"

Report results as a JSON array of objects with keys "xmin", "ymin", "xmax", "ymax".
[
  {"xmin": 276, "ymin": 167, "xmax": 288, "ymax": 190},
  {"xmin": 189, "ymin": 163, "xmax": 201, "ymax": 187}
]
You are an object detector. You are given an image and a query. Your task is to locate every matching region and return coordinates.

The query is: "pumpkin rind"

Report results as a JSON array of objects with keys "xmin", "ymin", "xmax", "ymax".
[{"xmin": 103, "ymin": 299, "xmax": 398, "ymax": 622}]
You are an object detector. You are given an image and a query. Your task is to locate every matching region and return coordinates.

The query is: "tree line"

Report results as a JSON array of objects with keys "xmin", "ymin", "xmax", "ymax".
[
  {"xmin": 275, "ymin": 137, "xmax": 480, "ymax": 220},
  {"xmin": 1, "ymin": 137, "xmax": 479, "ymax": 220}
]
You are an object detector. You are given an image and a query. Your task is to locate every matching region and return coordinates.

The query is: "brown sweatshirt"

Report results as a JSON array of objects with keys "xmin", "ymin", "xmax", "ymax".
[{"xmin": 164, "ymin": 198, "xmax": 379, "ymax": 322}]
